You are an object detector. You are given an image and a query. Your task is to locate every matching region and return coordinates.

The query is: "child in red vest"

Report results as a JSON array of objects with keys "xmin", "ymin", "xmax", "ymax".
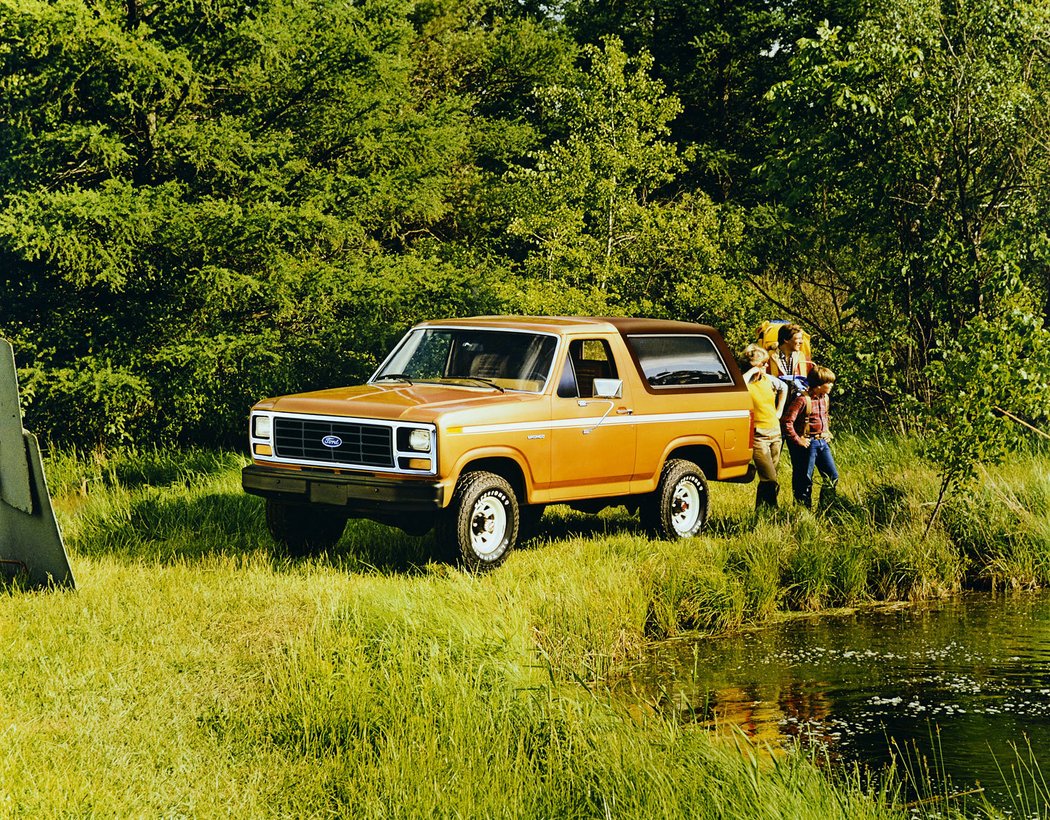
[{"xmin": 782, "ymin": 365, "xmax": 839, "ymax": 509}]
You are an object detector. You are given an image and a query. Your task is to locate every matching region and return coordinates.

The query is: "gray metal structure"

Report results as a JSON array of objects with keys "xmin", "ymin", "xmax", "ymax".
[{"xmin": 0, "ymin": 339, "xmax": 74, "ymax": 589}]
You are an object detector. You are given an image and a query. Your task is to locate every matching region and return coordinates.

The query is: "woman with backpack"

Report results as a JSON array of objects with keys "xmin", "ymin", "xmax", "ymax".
[{"xmin": 782, "ymin": 365, "xmax": 839, "ymax": 510}]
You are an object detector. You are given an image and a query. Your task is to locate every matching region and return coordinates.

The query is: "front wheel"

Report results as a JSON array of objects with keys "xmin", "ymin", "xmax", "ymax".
[
  {"xmin": 265, "ymin": 500, "xmax": 347, "ymax": 556},
  {"xmin": 436, "ymin": 471, "xmax": 519, "ymax": 571},
  {"xmin": 640, "ymin": 459, "xmax": 709, "ymax": 539}
]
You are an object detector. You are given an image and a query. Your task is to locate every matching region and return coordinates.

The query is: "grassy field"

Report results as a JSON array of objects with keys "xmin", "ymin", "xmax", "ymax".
[{"xmin": 1, "ymin": 436, "xmax": 1047, "ymax": 817}]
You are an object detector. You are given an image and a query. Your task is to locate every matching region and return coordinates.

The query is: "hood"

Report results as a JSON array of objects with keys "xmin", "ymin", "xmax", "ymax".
[{"xmin": 258, "ymin": 382, "xmax": 544, "ymax": 423}]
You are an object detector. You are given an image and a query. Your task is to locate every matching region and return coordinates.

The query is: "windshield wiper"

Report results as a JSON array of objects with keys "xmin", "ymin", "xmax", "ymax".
[
  {"xmin": 375, "ymin": 373, "xmax": 414, "ymax": 385},
  {"xmin": 459, "ymin": 377, "xmax": 505, "ymax": 393}
]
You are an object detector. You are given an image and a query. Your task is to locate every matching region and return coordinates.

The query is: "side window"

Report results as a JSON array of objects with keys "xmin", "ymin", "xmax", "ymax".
[
  {"xmin": 557, "ymin": 339, "xmax": 618, "ymax": 398},
  {"xmin": 628, "ymin": 334, "xmax": 731, "ymax": 387},
  {"xmin": 556, "ymin": 357, "xmax": 578, "ymax": 398}
]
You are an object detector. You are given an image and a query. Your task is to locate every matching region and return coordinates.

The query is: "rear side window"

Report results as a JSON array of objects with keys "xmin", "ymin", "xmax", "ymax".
[{"xmin": 627, "ymin": 335, "xmax": 732, "ymax": 387}]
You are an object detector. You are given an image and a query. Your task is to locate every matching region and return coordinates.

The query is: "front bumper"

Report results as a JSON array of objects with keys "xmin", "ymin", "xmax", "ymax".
[{"xmin": 242, "ymin": 464, "xmax": 445, "ymax": 513}]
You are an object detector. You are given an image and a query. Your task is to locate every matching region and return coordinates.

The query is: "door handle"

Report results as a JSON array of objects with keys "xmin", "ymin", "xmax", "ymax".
[{"xmin": 616, "ymin": 408, "xmax": 633, "ymax": 415}]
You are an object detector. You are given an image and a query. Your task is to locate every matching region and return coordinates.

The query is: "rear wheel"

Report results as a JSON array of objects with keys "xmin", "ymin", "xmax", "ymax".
[
  {"xmin": 436, "ymin": 471, "xmax": 519, "ymax": 571},
  {"xmin": 265, "ymin": 500, "xmax": 347, "ymax": 556},
  {"xmin": 640, "ymin": 459, "xmax": 709, "ymax": 539}
]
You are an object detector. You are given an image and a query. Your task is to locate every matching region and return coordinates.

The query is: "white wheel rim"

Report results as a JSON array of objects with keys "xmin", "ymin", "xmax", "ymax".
[
  {"xmin": 469, "ymin": 495, "xmax": 507, "ymax": 558},
  {"xmin": 671, "ymin": 479, "xmax": 702, "ymax": 535}
]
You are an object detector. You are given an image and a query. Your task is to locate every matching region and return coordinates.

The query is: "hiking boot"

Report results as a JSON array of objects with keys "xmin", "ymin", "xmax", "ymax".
[
  {"xmin": 755, "ymin": 482, "xmax": 779, "ymax": 511},
  {"xmin": 817, "ymin": 479, "xmax": 838, "ymax": 512}
]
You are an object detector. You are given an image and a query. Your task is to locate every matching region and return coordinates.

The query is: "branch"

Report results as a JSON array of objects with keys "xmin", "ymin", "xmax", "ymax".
[
  {"xmin": 742, "ymin": 273, "xmax": 840, "ymax": 349},
  {"xmin": 923, "ymin": 470, "xmax": 953, "ymax": 542},
  {"xmin": 994, "ymin": 406, "xmax": 1050, "ymax": 440}
]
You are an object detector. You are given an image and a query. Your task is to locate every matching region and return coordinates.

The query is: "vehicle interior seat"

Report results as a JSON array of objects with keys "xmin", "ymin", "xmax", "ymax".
[
  {"xmin": 469, "ymin": 353, "xmax": 508, "ymax": 379},
  {"xmin": 571, "ymin": 359, "xmax": 611, "ymax": 397}
]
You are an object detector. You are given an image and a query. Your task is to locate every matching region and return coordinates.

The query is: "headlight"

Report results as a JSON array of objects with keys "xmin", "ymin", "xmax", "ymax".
[
  {"xmin": 252, "ymin": 415, "xmax": 272, "ymax": 439},
  {"xmin": 407, "ymin": 428, "xmax": 431, "ymax": 452}
]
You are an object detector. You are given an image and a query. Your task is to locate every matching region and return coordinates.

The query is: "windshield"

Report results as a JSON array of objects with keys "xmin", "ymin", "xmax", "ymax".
[{"xmin": 373, "ymin": 328, "xmax": 558, "ymax": 393}]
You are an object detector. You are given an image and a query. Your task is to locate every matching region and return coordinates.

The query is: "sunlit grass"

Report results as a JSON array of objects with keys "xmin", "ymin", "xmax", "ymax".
[
  {"xmin": 941, "ymin": 458, "xmax": 1050, "ymax": 590},
  {"xmin": 0, "ymin": 551, "xmax": 903, "ymax": 817},
  {"xmin": 0, "ymin": 436, "xmax": 1046, "ymax": 815}
]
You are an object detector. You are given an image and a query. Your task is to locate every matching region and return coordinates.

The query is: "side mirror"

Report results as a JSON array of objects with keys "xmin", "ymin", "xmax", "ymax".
[{"xmin": 592, "ymin": 378, "xmax": 623, "ymax": 399}]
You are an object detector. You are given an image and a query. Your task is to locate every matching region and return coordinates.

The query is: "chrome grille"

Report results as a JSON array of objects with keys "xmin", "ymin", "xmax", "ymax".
[{"xmin": 273, "ymin": 417, "xmax": 394, "ymax": 468}]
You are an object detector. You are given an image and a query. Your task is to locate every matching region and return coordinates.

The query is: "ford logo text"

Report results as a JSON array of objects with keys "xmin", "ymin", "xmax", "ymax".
[{"xmin": 321, "ymin": 435, "xmax": 343, "ymax": 448}]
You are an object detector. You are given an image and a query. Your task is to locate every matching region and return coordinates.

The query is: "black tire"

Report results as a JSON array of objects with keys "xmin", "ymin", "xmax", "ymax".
[
  {"xmin": 435, "ymin": 471, "xmax": 519, "ymax": 571},
  {"xmin": 265, "ymin": 500, "xmax": 347, "ymax": 556},
  {"xmin": 640, "ymin": 459, "xmax": 709, "ymax": 540}
]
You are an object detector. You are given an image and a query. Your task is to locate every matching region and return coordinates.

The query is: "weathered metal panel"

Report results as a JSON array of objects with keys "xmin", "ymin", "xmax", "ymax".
[
  {"xmin": 0, "ymin": 431, "xmax": 74, "ymax": 588},
  {"xmin": 0, "ymin": 339, "xmax": 74, "ymax": 590},
  {"xmin": 0, "ymin": 341, "xmax": 32, "ymax": 514}
]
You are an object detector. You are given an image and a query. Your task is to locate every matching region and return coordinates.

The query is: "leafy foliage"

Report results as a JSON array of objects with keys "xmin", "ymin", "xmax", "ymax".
[
  {"xmin": 919, "ymin": 311, "xmax": 1050, "ymax": 529},
  {"xmin": 0, "ymin": 0, "xmax": 1047, "ymax": 481},
  {"xmin": 758, "ymin": 0, "xmax": 1050, "ymax": 470},
  {"xmin": 505, "ymin": 38, "xmax": 747, "ymax": 324},
  {"xmin": 0, "ymin": 0, "xmax": 534, "ymax": 444}
]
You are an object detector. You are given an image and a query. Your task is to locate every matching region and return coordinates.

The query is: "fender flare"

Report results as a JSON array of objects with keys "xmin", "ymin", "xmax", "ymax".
[{"xmin": 444, "ymin": 446, "xmax": 536, "ymax": 507}]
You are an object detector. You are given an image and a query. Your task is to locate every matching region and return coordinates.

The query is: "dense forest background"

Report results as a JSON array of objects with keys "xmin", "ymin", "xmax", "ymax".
[{"xmin": 2, "ymin": 0, "xmax": 1049, "ymax": 474}]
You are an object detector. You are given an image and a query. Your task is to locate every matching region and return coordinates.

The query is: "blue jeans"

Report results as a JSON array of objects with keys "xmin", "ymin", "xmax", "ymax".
[{"xmin": 787, "ymin": 438, "xmax": 839, "ymax": 507}]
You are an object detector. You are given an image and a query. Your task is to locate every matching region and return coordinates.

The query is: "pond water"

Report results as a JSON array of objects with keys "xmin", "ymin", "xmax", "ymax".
[{"xmin": 616, "ymin": 592, "xmax": 1050, "ymax": 811}]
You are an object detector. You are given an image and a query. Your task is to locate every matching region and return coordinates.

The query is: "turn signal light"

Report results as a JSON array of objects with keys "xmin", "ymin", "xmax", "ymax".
[
  {"xmin": 406, "ymin": 458, "xmax": 431, "ymax": 471},
  {"xmin": 253, "ymin": 443, "xmax": 273, "ymax": 456}
]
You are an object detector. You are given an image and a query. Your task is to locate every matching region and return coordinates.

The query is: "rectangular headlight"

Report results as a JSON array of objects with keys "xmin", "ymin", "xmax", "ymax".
[
  {"xmin": 408, "ymin": 428, "xmax": 432, "ymax": 452},
  {"xmin": 252, "ymin": 414, "xmax": 272, "ymax": 439}
]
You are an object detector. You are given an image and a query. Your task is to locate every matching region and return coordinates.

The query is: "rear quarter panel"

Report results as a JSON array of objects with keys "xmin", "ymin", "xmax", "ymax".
[{"xmin": 629, "ymin": 387, "xmax": 752, "ymax": 489}]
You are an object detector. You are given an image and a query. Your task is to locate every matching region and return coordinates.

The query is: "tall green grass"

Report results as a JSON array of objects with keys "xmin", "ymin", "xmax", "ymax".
[
  {"xmin": 0, "ymin": 552, "xmax": 900, "ymax": 817},
  {"xmin": 941, "ymin": 458, "xmax": 1050, "ymax": 589},
  {"xmin": 1, "ymin": 436, "xmax": 1046, "ymax": 816}
]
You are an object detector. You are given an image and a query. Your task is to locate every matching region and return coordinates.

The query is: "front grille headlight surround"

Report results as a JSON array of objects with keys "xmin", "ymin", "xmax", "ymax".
[
  {"xmin": 397, "ymin": 425, "xmax": 434, "ymax": 454},
  {"xmin": 253, "ymin": 413, "xmax": 436, "ymax": 475}
]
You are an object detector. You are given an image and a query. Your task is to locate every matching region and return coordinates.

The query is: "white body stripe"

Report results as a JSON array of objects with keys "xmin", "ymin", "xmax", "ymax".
[{"xmin": 458, "ymin": 409, "xmax": 750, "ymax": 435}]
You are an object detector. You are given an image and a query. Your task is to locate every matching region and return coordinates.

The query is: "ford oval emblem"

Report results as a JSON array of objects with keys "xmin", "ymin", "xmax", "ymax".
[{"xmin": 321, "ymin": 435, "xmax": 342, "ymax": 448}]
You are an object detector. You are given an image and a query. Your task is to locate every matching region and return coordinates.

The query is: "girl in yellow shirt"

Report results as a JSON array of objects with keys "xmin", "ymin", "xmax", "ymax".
[{"xmin": 742, "ymin": 344, "xmax": 788, "ymax": 510}]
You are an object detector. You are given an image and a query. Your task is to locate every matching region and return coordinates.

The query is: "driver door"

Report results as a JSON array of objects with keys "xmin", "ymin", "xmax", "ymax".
[{"xmin": 548, "ymin": 338, "xmax": 637, "ymax": 500}]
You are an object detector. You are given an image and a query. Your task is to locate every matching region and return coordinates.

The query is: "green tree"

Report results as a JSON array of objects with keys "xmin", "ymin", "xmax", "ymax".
[
  {"xmin": 504, "ymin": 36, "xmax": 747, "ymax": 326},
  {"xmin": 0, "ymin": 0, "xmax": 557, "ymax": 446},
  {"xmin": 762, "ymin": 0, "xmax": 1050, "ymax": 490},
  {"xmin": 562, "ymin": 0, "xmax": 866, "ymax": 200},
  {"xmin": 920, "ymin": 312, "xmax": 1050, "ymax": 534}
]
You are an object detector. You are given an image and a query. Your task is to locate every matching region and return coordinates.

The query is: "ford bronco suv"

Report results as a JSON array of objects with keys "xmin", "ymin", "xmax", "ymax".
[{"xmin": 242, "ymin": 316, "xmax": 754, "ymax": 569}]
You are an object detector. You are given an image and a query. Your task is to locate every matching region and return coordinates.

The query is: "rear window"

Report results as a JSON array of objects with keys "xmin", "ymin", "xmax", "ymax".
[{"xmin": 627, "ymin": 334, "xmax": 732, "ymax": 388}]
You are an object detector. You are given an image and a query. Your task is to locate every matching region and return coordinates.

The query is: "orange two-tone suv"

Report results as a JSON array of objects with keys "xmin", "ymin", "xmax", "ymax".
[{"xmin": 242, "ymin": 316, "xmax": 755, "ymax": 570}]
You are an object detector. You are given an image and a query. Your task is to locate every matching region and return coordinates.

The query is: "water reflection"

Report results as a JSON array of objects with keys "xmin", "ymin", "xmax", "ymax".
[{"xmin": 616, "ymin": 592, "xmax": 1050, "ymax": 808}]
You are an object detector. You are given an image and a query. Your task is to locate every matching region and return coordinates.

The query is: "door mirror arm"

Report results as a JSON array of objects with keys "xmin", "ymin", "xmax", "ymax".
[{"xmin": 577, "ymin": 398, "xmax": 615, "ymax": 434}]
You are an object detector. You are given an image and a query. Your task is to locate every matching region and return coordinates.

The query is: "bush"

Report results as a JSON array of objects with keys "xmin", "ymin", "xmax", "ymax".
[{"xmin": 21, "ymin": 359, "xmax": 153, "ymax": 448}]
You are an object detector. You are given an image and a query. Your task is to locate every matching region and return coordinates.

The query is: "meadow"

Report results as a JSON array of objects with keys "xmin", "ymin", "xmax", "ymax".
[{"xmin": 1, "ymin": 436, "xmax": 1047, "ymax": 817}]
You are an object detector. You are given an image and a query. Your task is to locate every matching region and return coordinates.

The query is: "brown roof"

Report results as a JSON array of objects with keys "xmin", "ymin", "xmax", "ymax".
[{"xmin": 419, "ymin": 316, "xmax": 717, "ymax": 336}]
